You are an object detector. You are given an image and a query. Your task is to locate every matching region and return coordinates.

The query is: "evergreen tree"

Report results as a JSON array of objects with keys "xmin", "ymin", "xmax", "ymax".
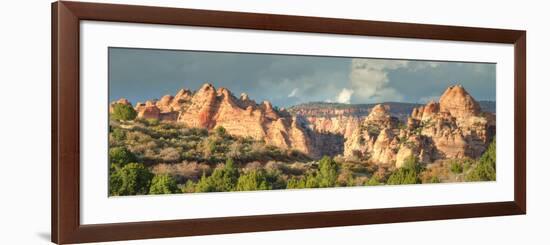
[
  {"xmin": 235, "ymin": 170, "xmax": 271, "ymax": 191},
  {"xmin": 317, "ymin": 156, "xmax": 339, "ymax": 188},
  {"xmin": 286, "ymin": 177, "xmax": 304, "ymax": 189},
  {"xmin": 466, "ymin": 139, "xmax": 496, "ymax": 181},
  {"xmin": 109, "ymin": 163, "xmax": 153, "ymax": 196},
  {"xmin": 387, "ymin": 156, "xmax": 421, "ymax": 185},
  {"xmin": 304, "ymin": 173, "xmax": 320, "ymax": 188},
  {"xmin": 149, "ymin": 174, "xmax": 181, "ymax": 194},
  {"xmin": 111, "ymin": 103, "xmax": 137, "ymax": 121},
  {"xmin": 109, "ymin": 146, "xmax": 136, "ymax": 169},
  {"xmin": 196, "ymin": 158, "xmax": 240, "ymax": 192},
  {"xmin": 366, "ymin": 176, "xmax": 381, "ymax": 186}
]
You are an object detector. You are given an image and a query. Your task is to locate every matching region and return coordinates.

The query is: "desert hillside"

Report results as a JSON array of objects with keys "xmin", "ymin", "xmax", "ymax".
[{"xmin": 108, "ymin": 83, "xmax": 496, "ymax": 195}]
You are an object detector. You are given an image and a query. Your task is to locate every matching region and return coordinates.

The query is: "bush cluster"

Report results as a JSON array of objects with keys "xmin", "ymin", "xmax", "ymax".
[
  {"xmin": 111, "ymin": 103, "xmax": 137, "ymax": 121},
  {"xmin": 387, "ymin": 156, "xmax": 422, "ymax": 185},
  {"xmin": 108, "ymin": 119, "xmax": 497, "ymax": 196},
  {"xmin": 108, "ymin": 146, "xmax": 181, "ymax": 196},
  {"xmin": 466, "ymin": 139, "xmax": 496, "ymax": 181}
]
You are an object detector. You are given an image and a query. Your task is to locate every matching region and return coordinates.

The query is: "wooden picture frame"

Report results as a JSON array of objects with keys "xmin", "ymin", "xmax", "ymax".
[{"xmin": 51, "ymin": 1, "xmax": 526, "ymax": 244}]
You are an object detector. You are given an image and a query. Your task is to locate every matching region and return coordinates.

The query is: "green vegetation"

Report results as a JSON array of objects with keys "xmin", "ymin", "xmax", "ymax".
[
  {"xmin": 366, "ymin": 176, "xmax": 381, "ymax": 186},
  {"xmin": 109, "ymin": 146, "xmax": 136, "ymax": 169},
  {"xmin": 285, "ymin": 157, "xmax": 339, "ymax": 189},
  {"xmin": 466, "ymin": 139, "xmax": 496, "ymax": 181},
  {"xmin": 450, "ymin": 160, "xmax": 464, "ymax": 174},
  {"xmin": 149, "ymin": 174, "xmax": 181, "ymax": 194},
  {"xmin": 195, "ymin": 158, "xmax": 239, "ymax": 192},
  {"xmin": 387, "ymin": 156, "xmax": 421, "ymax": 185},
  {"xmin": 109, "ymin": 120, "xmax": 309, "ymax": 166},
  {"xmin": 318, "ymin": 156, "xmax": 339, "ymax": 187},
  {"xmin": 109, "ymin": 163, "xmax": 153, "ymax": 196},
  {"xmin": 235, "ymin": 170, "xmax": 271, "ymax": 191},
  {"xmin": 111, "ymin": 103, "xmax": 137, "ymax": 121},
  {"xmin": 108, "ymin": 119, "xmax": 496, "ymax": 196},
  {"xmin": 286, "ymin": 173, "xmax": 320, "ymax": 189},
  {"xmin": 428, "ymin": 176, "xmax": 441, "ymax": 183}
]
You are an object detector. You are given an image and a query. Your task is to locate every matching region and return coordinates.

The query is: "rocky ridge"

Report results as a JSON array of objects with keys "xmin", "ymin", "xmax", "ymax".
[
  {"xmin": 111, "ymin": 83, "xmax": 495, "ymax": 167},
  {"xmin": 342, "ymin": 85, "xmax": 495, "ymax": 167},
  {"xmin": 114, "ymin": 83, "xmax": 320, "ymax": 156}
]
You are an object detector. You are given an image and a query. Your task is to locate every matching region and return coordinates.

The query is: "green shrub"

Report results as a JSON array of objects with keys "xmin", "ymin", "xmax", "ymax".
[
  {"xmin": 235, "ymin": 170, "xmax": 270, "ymax": 191},
  {"xmin": 109, "ymin": 163, "xmax": 153, "ymax": 196},
  {"xmin": 402, "ymin": 155, "xmax": 421, "ymax": 171},
  {"xmin": 215, "ymin": 126, "xmax": 227, "ymax": 137},
  {"xmin": 304, "ymin": 173, "xmax": 320, "ymax": 188},
  {"xmin": 109, "ymin": 146, "xmax": 137, "ymax": 169},
  {"xmin": 318, "ymin": 156, "xmax": 339, "ymax": 188},
  {"xmin": 195, "ymin": 158, "xmax": 239, "ymax": 192},
  {"xmin": 149, "ymin": 174, "xmax": 181, "ymax": 194},
  {"xmin": 286, "ymin": 173, "xmax": 320, "ymax": 189},
  {"xmin": 450, "ymin": 161, "xmax": 463, "ymax": 174},
  {"xmin": 264, "ymin": 169, "xmax": 287, "ymax": 189},
  {"xmin": 387, "ymin": 168, "xmax": 418, "ymax": 185},
  {"xmin": 344, "ymin": 173, "xmax": 355, "ymax": 187},
  {"xmin": 181, "ymin": 180, "xmax": 197, "ymax": 193},
  {"xmin": 466, "ymin": 139, "xmax": 496, "ymax": 181},
  {"xmin": 387, "ymin": 156, "xmax": 420, "ymax": 185},
  {"xmin": 366, "ymin": 176, "xmax": 381, "ymax": 186},
  {"xmin": 111, "ymin": 128, "xmax": 126, "ymax": 141},
  {"xmin": 286, "ymin": 177, "xmax": 303, "ymax": 189},
  {"xmin": 146, "ymin": 118, "xmax": 159, "ymax": 126},
  {"xmin": 111, "ymin": 103, "xmax": 137, "ymax": 121}
]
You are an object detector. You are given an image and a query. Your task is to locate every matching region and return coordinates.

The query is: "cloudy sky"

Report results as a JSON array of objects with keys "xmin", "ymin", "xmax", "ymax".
[{"xmin": 109, "ymin": 47, "xmax": 496, "ymax": 108}]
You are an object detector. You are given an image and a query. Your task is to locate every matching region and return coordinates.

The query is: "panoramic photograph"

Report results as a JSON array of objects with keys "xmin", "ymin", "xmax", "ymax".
[{"xmin": 107, "ymin": 47, "xmax": 496, "ymax": 196}]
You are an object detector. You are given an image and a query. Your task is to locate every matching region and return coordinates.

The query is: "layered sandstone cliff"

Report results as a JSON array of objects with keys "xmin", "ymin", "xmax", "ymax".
[
  {"xmin": 111, "ymin": 83, "xmax": 495, "ymax": 167},
  {"xmin": 113, "ymin": 83, "xmax": 316, "ymax": 156},
  {"xmin": 340, "ymin": 85, "xmax": 495, "ymax": 167},
  {"xmin": 343, "ymin": 104, "xmax": 401, "ymax": 164}
]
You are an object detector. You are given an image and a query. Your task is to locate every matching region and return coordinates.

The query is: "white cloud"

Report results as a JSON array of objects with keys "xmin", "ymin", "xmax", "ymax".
[
  {"xmin": 335, "ymin": 88, "xmax": 354, "ymax": 104},
  {"xmin": 347, "ymin": 59, "xmax": 445, "ymax": 103},
  {"xmin": 288, "ymin": 88, "xmax": 299, "ymax": 97},
  {"xmin": 408, "ymin": 61, "xmax": 440, "ymax": 71},
  {"xmin": 349, "ymin": 59, "xmax": 407, "ymax": 102}
]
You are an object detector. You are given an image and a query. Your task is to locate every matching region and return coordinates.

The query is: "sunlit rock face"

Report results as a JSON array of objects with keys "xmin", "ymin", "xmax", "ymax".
[
  {"xmin": 112, "ymin": 83, "xmax": 495, "ymax": 165},
  {"xmin": 119, "ymin": 83, "xmax": 315, "ymax": 156},
  {"xmin": 439, "ymin": 85, "xmax": 481, "ymax": 120},
  {"xmin": 338, "ymin": 84, "xmax": 494, "ymax": 167},
  {"xmin": 393, "ymin": 85, "xmax": 494, "ymax": 167}
]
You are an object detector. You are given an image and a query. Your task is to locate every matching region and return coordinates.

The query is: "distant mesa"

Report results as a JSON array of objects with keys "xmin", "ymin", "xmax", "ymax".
[{"xmin": 110, "ymin": 83, "xmax": 495, "ymax": 167}]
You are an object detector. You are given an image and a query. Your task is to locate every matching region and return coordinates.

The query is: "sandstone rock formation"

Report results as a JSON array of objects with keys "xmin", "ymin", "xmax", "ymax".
[
  {"xmin": 340, "ymin": 84, "xmax": 494, "ymax": 167},
  {"xmin": 109, "ymin": 98, "xmax": 131, "ymax": 113},
  {"xmin": 134, "ymin": 100, "xmax": 162, "ymax": 120},
  {"xmin": 115, "ymin": 83, "xmax": 317, "ymax": 156},
  {"xmin": 407, "ymin": 85, "xmax": 494, "ymax": 162},
  {"xmin": 439, "ymin": 85, "xmax": 481, "ymax": 120},
  {"xmin": 304, "ymin": 116, "xmax": 361, "ymax": 139},
  {"xmin": 343, "ymin": 104, "xmax": 401, "ymax": 164},
  {"xmin": 110, "ymin": 83, "xmax": 495, "ymax": 166},
  {"xmin": 177, "ymin": 84, "xmax": 318, "ymax": 155}
]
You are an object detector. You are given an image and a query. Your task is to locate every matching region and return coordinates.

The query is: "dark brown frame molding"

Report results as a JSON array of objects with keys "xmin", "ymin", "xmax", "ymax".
[{"xmin": 52, "ymin": 1, "xmax": 526, "ymax": 244}]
